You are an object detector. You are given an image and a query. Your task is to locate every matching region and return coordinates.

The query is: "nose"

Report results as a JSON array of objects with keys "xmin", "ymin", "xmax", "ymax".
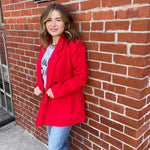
[{"xmin": 51, "ymin": 20, "xmax": 56, "ymax": 26}]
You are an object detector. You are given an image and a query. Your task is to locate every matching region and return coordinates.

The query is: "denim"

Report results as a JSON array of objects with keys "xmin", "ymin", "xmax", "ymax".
[{"xmin": 46, "ymin": 126, "xmax": 72, "ymax": 150}]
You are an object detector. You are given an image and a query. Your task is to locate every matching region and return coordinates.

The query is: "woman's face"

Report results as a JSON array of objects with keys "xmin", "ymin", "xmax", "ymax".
[{"xmin": 46, "ymin": 10, "xmax": 65, "ymax": 39}]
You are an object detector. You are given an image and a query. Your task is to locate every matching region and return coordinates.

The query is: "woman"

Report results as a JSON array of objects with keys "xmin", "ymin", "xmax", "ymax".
[{"xmin": 34, "ymin": 3, "xmax": 88, "ymax": 150}]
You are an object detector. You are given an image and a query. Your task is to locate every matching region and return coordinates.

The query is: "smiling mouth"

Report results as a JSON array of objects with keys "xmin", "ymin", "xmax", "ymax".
[{"xmin": 50, "ymin": 29, "xmax": 57, "ymax": 32}]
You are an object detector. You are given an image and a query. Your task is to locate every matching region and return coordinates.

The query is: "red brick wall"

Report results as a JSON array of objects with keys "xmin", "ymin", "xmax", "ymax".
[{"xmin": 1, "ymin": 0, "xmax": 150, "ymax": 149}]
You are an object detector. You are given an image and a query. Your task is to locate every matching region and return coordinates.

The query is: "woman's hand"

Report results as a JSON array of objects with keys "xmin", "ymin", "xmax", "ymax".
[
  {"xmin": 46, "ymin": 88, "xmax": 54, "ymax": 98},
  {"xmin": 34, "ymin": 86, "xmax": 42, "ymax": 96}
]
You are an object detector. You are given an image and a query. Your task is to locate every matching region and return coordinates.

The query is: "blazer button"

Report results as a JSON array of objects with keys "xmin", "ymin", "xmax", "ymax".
[{"xmin": 54, "ymin": 82, "xmax": 57, "ymax": 85}]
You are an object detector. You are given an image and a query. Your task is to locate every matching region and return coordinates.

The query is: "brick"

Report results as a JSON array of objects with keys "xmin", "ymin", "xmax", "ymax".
[
  {"xmin": 103, "ymin": 82, "xmax": 126, "ymax": 95},
  {"xmin": 91, "ymin": 22, "xmax": 103, "ymax": 31},
  {"xmin": 81, "ymin": 0, "xmax": 100, "ymax": 10},
  {"xmin": 137, "ymin": 139, "xmax": 149, "ymax": 150},
  {"xmin": 126, "ymin": 88, "xmax": 142, "ymax": 99},
  {"xmin": 85, "ymin": 110, "xmax": 99, "ymax": 121},
  {"xmin": 73, "ymin": 22, "xmax": 79, "ymax": 31},
  {"xmin": 125, "ymin": 126, "xmax": 137, "ymax": 138},
  {"xmin": 138, "ymin": 6, "xmax": 150, "ymax": 18},
  {"xmin": 125, "ymin": 122, "xmax": 149, "ymax": 138},
  {"xmin": 114, "ymin": 55, "xmax": 145, "ymax": 67},
  {"xmin": 21, "ymin": 56, "xmax": 30, "ymax": 63},
  {"xmin": 111, "ymin": 129, "xmax": 142, "ymax": 148},
  {"xmin": 12, "ymin": 53, "xmax": 20, "ymax": 60},
  {"xmin": 110, "ymin": 146, "xmax": 119, "ymax": 150},
  {"xmin": 34, "ymin": 24, "xmax": 40, "ymax": 30},
  {"xmin": 32, "ymin": 8, "xmax": 44, "ymax": 16},
  {"xmin": 91, "ymin": 32, "xmax": 115, "ymax": 42},
  {"xmin": 111, "ymin": 112, "xmax": 144, "ymax": 129},
  {"xmin": 84, "ymin": 86, "xmax": 93, "ymax": 94},
  {"xmin": 87, "ymin": 60, "xmax": 100, "ymax": 70},
  {"xmin": 25, "ymin": 1, "xmax": 36, "ymax": 9},
  {"xmin": 100, "ymin": 133, "xmax": 122, "ymax": 149},
  {"xmin": 130, "ymin": 45, "xmax": 150, "ymax": 55},
  {"xmin": 79, "ymin": 32, "xmax": 89, "ymax": 41},
  {"xmin": 75, "ymin": 134, "xmax": 83, "ymax": 142},
  {"xmin": 24, "ymin": 36, "xmax": 34, "ymax": 44},
  {"xmin": 124, "ymin": 145, "xmax": 135, "ymax": 150},
  {"xmin": 28, "ymin": 16, "xmax": 39, "ymax": 23},
  {"xmin": 94, "ymin": 89, "xmax": 104, "ymax": 98},
  {"xmin": 85, "ymin": 94, "xmax": 99, "ymax": 105},
  {"xmin": 105, "ymin": 92, "xmax": 116, "ymax": 101},
  {"xmin": 134, "ymin": 0, "xmax": 150, "ymax": 3},
  {"xmin": 113, "ymin": 75, "xmax": 148, "ymax": 89},
  {"xmin": 89, "ymin": 134, "xmax": 109, "ymax": 149},
  {"xmin": 116, "ymin": 6, "xmax": 150, "ymax": 19},
  {"xmin": 89, "ymin": 120, "xmax": 109, "ymax": 134},
  {"xmin": 18, "ymin": 31, "xmax": 27, "ymax": 37},
  {"xmin": 3, "ymin": 11, "xmax": 11, "ymax": 18},
  {"xmin": 89, "ymin": 104, "xmax": 110, "ymax": 118},
  {"xmin": 21, "ymin": 9, "xmax": 32, "ymax": 16},
  {"xmin": 118, "ymin": 95, "xmax": 146, "ymax": 109},
  {"xmin": 16, "ymin": 17, "xmax": 27, "ymax": 24},
  {"xmin": 128, "ymin": 66, "xmax": 150, "ymax": 78},
  {"xmin": 73, "ymin": 139, "xmax": 90, "ymax": 150},
  {"xmin": 100, "ymin": 99, "xmax": 124, "ymax": 114},
  {"xmin": 15, "ymin": 3, "xmax": 24, "ymax": 9},
  {"xmin": 101, "ymin": 63, "xmax": 126, "ymax": 75},
  {"xmin": 101, "ymin": 117, "xmax": 123, "ymax": 132},
  {"xmin": 126, "ymin": 105, "xmax": 150, "ymax": 119},
  {"xmin": 26, "ymin": 63, "xmax": 36, "ymax": 70},
  {"xmin": 28, "ymin": 31, "xmax": 38, "ymax": 38},
  {"xmin": 89, "ymin": 52, "xmax": 112, "ymax": 62},
  {"xmin": 102, "ymin": 0, "xmax": 131, "ymax": 7},
  {"xmin": 72, "ymin": 12, "xmax": 91, "ymax": 21},
  {"xmin": 105, "ymin": 21, "xmax": 129, "ymax": 30},
  {"xmin": 1, "ymin": 0, "xmax": 10, "ymax": 5},
  {"xmin": 81, "ymin": 123, "xmax": 99, "ymax": 136},
  {"xmin": 72, "ymin": 126, "xmax": 88, "ymax": 138},
  {"xmin": 146, "ymin": 56, "xmax": 150, "ymax": 66},
  {"xmin": 86, "ymin": 78, "xmax": 101, "ymax": 88},
  {"xmin": 131, "ymin": 20, "xmax": 150, "ymax": 31},
  {"xmin": 93, "ymin": 10, "xmax": 114, "ymax": 20},
  {"xmin": 65, "ymin": 3, "xmax": 79, "ymax": 12},
  {"xmin": 144, "ymin": 128, "xmax": 150, "ymax": 139},
  {"xmin": 15, "ymin": 24, "xmax": 24, "ymax": 30},
  {"xmin": 11, "ymin": 10, "xmax": 21, "ymax": 17},
  {"xmin": 81, "ymin": 22, "xmax": 90, "ymax": 31},
  {"xmin": 93, "ymin": 144, "xmax": 102, "ymax": 150},
  {"xmin": 84, "ymin": 139, "xmax": 92, "ymax": 148},
  {"xmin": 5, "ymin": 4, "xmax": 14, "ymax": 11},
  {"xmin": 118, "ymin": 33, "xmax": 149, "ymax": 43},
  {"xmin": 89, "ymin": 70, "xmax": 111, "ymax": 82},
  {"xmin": 84, "ymin": 42, "xmax": 99, "ymax": 51}
]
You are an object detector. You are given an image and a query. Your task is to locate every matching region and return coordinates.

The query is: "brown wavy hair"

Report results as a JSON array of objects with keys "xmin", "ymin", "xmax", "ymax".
[{"xmin": 39, "ymin": 3, "xmax": 80, "ymax": 49}]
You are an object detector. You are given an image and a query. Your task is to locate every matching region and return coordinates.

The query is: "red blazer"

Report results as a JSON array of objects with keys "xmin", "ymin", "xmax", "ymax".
[{"xmin": 35, "ymin": 34, "xmax": 88, "ymax": 127}]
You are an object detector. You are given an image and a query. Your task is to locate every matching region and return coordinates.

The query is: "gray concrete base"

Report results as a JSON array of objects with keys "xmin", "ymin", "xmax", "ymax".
[{"xmin": 0, "ymin": 122, "xmax": 47, "ymax": 150}]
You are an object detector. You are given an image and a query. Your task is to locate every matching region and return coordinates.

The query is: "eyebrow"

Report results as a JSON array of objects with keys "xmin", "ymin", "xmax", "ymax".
[{"xmin": 48, "ymin": 17, "xmax": 62, "ymax": 19}]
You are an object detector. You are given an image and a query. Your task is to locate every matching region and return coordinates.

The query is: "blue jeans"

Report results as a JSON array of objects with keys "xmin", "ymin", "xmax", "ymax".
[{"xmin": 46, "ymin": 126, "xmax": 72, "ymax": 150}]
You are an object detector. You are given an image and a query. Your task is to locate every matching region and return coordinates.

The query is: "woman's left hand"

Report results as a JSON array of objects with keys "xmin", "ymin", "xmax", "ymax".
[{"xmin": 46, "ymin": 88, "xmax": 54, "ymax": 98}]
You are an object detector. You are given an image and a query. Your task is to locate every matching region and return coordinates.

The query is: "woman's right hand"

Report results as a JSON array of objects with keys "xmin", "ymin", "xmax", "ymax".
[{"xmin": 34, "ymin": 86, "xmax": 42, "ymax": 96}]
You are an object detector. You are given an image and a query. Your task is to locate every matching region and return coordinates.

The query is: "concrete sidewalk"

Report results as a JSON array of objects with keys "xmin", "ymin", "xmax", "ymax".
[{"xmin": 0, "ymin": 121, "xmax": 47, "ymax": 150}]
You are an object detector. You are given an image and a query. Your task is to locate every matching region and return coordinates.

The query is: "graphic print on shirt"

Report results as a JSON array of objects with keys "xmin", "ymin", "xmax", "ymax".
[
  {"xmin": 41, "ymin": 45, "xmax": 55, "ymax": 88},
  {"xmin": 41, "ymin": 59, "xmax": 48, "ymax": 77}
]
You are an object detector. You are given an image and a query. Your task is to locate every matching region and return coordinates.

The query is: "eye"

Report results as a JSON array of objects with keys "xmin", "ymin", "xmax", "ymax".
[
  {"xmin": 56, "ymin": 18, "xmax": 62, "ymax": 21},
  {"xmin": 47, "ymin": 18, "xmax": 52, "ymax": 22}
]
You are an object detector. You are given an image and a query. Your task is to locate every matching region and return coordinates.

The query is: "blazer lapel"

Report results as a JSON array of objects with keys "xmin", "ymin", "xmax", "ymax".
[{"xmin": 45, "ymin": 34, "xmax": 65, "ymax": 91}]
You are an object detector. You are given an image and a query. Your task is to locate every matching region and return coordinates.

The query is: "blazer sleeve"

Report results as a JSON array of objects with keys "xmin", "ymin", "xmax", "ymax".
[
  {"xmin": 51, "ymin": 40, "xmax": 88, "ymax": 99},
  {"xmin": 34, "ymin": 44, "xmax": 44, "ymax": 92}
]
